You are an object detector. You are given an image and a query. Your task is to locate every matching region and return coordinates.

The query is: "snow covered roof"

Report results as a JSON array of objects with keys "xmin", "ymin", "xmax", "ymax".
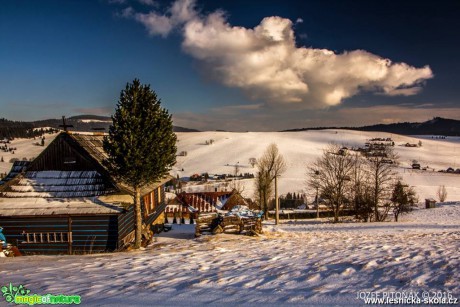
[
  {"xmin": 0, "ymin": 160, "xmax": 30, "ymax": 184},
  {"xmin": 174, "ymin": 191, "xmax": 234, "ymax": 213},
  {"xmin": 0, "ymin": 132, "xmax": 171, "ymax": 209},
  {"xmin": 69, "ymin": 133, "xmax": 172, "ymax": 195},
  {"xmin": 0, "ymin": 197, "xmax": 126, "ymax": 216},
  {"xmin": 1, "ymin": 170, "xmax": 113, "ymax": 198},
  {"xmin": 68, "ymin": 133, "xmax": 107, "ymax": 166}
]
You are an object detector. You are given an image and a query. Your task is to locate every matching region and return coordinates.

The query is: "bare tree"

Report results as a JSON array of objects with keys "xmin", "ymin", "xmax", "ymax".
[
  {"xmin": 255, "ymin": 144, "xmax": 287, "ymax": 222},
  {"xmin": 254, "ymin": 170, "xmax": 273, "ymax": 215},
  {"xmin": 230, "ymin": 174, "xmax": 246, "ymax": 195},
  {"xmin": 437, "ymin": 185, "xmax": 448, "ymax": 202},
  {"xmin": 350, "ymin": 153, "xmax": 373, "ymax": 222},
  {"xmin": 308, "ymin": 144, "xmax": 355, "ymax": 223},
  {"xmin": 366, "ymin": 147, "xmax": 398, "ymax": 222}
]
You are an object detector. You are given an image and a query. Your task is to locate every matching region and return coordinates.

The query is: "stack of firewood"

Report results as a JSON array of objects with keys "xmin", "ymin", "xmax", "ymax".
[{"xmin": 195, "ymin": 213, "xmax": 262, "ymax": 237}]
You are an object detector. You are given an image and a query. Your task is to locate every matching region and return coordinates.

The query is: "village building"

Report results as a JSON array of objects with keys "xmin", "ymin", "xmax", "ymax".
[
  {"xmin": 0, "ymin": 132, "xmax": 169, "ymax": 255},
  {"xmin": 165, "ymin": 190, "xmax": 252, "ymax": 224}
]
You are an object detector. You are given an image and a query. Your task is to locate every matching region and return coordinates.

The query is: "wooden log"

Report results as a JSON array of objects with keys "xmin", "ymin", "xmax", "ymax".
[{"xmin": 212, "ymin": 225, "xmax": 223, "ymax": 234}]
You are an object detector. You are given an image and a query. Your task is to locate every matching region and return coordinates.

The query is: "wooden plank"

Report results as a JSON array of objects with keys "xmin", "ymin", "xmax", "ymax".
[{"xmin": 68, "ymin": 216, "xmax": 72, "ymax": 254}]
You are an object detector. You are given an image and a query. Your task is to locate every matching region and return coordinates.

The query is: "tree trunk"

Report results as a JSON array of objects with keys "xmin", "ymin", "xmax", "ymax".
[
  {"xmin": 134, "ymin": 186, "xmax": 142, "ymax": 249},
  {"xmin": 316, "ymin": 188, "xmax": 319, "ymax": 219},
  {"xmin": 334, "ymin": 203, "xmax": 339, "ymax": 223},
  {"xmin": 263, "ymin": 189, "xmax": 268, "ymax": 219}
]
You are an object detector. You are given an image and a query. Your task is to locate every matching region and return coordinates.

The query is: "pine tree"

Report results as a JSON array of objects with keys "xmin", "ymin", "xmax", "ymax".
[
  {"xmin": 103, "ymin": 79, "xmax": 177, "ymax": 248},
  {"xmin": 391, "ymin": 180, "xmax": 418, "ymax": 222}
]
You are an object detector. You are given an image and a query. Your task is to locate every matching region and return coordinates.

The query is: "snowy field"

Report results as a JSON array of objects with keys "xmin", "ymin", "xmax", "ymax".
[
  {"xmin": 0, "ymin": 133, "xmax": 58, "ymax": 175},
  {"xmin": 1, "ymin": 203, "xmax": 459, "ymax": 306},
  {"xmin": 2, "ymin": 130, "xmax": 460, "ymax": 202},
  {"xmin": 173, "ymin": 130, "xmax": 460, "ymax": 201}
]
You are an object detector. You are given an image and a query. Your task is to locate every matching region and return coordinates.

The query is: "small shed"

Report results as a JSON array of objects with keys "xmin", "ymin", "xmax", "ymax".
[{"xmin": 425, "ymin": 198, "xmax": 436, "ymax": 209}]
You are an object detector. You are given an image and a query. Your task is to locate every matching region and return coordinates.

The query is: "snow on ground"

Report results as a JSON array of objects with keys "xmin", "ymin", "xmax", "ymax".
[
  {"xmin": 174, "ymin": 130, "xmax": 460, "ymax": 201},
  {"xmin": 1, "ymin": 203, "xmax": 459, "ymax": 306},
  {"xmin": 0, "ymin": 133, "xmax": 59, "ymax": 175}
]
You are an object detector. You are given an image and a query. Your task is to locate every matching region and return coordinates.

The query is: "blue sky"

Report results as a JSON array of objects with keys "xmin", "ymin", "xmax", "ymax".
[{"xmin": 1, "ymin": 0, "xmax": 459, "ymax": 131}]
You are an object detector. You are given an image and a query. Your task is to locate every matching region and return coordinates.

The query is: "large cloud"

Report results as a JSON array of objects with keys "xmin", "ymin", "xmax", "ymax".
[{"xmin": 127, "ymin": 0, "xmax": 433, "ymax": 107}]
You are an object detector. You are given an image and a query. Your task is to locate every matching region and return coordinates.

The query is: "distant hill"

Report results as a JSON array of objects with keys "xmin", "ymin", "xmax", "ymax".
[
  {"xmin": 33, "ymin": 116, "xmax": 112, "ymax": 133},
  {"xmin": 173, "ymin": 126, "xmax": 200, "ymax": 132},
  {"xmin": 283, "ymin": 117, "xmax": 460, "ymax": 136},
  {"xmin": 358, "ymin": 117, "xmax": 460, "ymax": 136},
  {"xmin": 0, "ymin": 115, "xmax": 199, "ymax": 138}
]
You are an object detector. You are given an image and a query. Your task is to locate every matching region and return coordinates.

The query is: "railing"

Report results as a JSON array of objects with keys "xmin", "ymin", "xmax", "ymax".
[
  {"xmin": 146, "ymin": 201, "xmax": 168, "ymax": 225},
  {"xmin": 121, "ymin": 230, "xmax": 135, "ymax": 246},
  {"xmin": 21, "ymin": 231, "xmax": 72, "ymax": 244}
]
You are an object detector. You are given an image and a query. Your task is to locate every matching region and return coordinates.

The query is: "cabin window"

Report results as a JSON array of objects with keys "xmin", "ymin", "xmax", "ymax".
[{"xmin": 21, "ymin": 231, "xmax": 72, "ymax": 243}]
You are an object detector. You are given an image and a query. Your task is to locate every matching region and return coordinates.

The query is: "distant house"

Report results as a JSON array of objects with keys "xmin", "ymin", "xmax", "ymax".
[
  {"xmin": 165, "ymin": 190, "xmax": 254, "ymax": 223},
  {"xmin": 0, "ymin": 132, "xmax": 169, "ymax": 255},
  {"xmin": 220, "ymin": 192, "xmax": 254, "ymax": 211},
  {"xmin": 412, "ymin": 163, "xmax": 421, "ymax": 169}
]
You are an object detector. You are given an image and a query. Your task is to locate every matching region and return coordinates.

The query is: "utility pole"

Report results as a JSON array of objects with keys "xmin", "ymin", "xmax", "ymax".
[
  {"xmin": 275, "ymin": 175, "xmax": 279, "ymax": 225},
  {"xmin": 316, "ymin": 186, "xmax": 319, "ymax": 219},
  {"xmin": 314, "ymin": 170, "xmax": 320, "ymax": 219}
]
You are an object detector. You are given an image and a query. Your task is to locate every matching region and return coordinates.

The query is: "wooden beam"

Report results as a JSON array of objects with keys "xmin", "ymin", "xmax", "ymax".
[{"xmin": 68, "ymin": 216, "xmax": 72, "ymax": 255}]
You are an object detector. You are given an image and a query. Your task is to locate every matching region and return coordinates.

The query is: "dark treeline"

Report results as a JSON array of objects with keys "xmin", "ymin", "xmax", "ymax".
[
  {"xmin": 1, "ymin": 115, "xmax": 198, "ymax": 138},
  {"xmin": 283, "ymin": 117, "xmax": 460, "ymax": 136},
  {"xmin": 0, "ymin": 118, "xmax": 58, "ymax": 139}
]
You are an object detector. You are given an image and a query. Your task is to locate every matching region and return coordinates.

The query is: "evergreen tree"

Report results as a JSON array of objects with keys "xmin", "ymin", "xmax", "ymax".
[
  {"xmin": 103, "ymin": 79, "xmax": 177, "ymax": 248},
  {"xmin": 391, "ymin": 180, "xmax": 418, "ymax": 222}
]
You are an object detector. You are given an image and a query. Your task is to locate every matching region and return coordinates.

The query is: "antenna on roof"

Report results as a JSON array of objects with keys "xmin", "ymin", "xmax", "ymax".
[{"xmin": 59, "ymin": 116, "xmax": 74, "ymax": 133}]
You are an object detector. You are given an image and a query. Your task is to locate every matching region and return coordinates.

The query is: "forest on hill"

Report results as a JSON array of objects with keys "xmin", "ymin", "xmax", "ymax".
[
  {"xmin": 283, "ymin": 117, "xmax": 460, "ymax": 136},
  {"xmin": 0, "ymin": 115, "xmax": 198, "ymax": 139}
]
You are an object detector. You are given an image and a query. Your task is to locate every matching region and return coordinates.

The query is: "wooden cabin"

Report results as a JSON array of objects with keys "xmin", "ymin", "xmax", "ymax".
[{"xmin": 0, "ymin": 132, "xmax": 169, "ymax": 255}]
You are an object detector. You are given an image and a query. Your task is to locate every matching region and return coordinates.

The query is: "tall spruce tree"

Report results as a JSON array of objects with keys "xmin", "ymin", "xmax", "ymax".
[{"xmin": 103, "ymin": 79, "xmax": 177, "ymax": 248}]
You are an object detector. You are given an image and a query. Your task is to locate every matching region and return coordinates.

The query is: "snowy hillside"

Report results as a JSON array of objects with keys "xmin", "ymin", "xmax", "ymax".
[
  {"xmin": 174, "ymin": 130, "xmax": 460, "ymax": 201},
  {"xmin": 2, "ymin": 130, "xmax": 459, "ymax": 202},
  {"xmin": 1, "ymin": 202, "xmax": 459, "ymax": 306},
  {"xmin": 0, "ymin": 133, "xmax": 59, "ymax": 175}
]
